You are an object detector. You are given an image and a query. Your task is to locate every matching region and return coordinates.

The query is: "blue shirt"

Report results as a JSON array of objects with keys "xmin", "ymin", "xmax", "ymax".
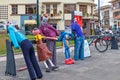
[
  {"xmin": 58, "ymin": 31, "xmax": 74, "ymax": 41},
  {"xmin": 8, "ymin": 25, "xmax": 27, "ymax": 48},
  {"xmin": 71, "ymin": 22, "xmax": 84, "ymax": 37}
]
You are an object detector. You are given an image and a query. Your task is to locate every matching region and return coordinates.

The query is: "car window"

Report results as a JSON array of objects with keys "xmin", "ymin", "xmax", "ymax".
[{"xmin": 0, "ymin": 25, "xmax": 5, "ymax": 30}]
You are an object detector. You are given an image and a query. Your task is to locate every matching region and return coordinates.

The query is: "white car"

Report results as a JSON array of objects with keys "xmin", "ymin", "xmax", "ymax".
[{"xmin": 0, "ymin": 24, "xmax": 6, "ymax": 30}]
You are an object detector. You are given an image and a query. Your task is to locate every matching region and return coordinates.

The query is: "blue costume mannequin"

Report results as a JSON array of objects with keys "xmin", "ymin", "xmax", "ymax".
[
  {"xmin": 58, "ymin": 28, "xmax": 74, "ymax": 64},
  {"xmin": 71, "ymin": 21, "xmax": 85, "ymax": 61},
  {"xmin": 7, "ymin": 25, "xmax": 43, "ymax": 80}
]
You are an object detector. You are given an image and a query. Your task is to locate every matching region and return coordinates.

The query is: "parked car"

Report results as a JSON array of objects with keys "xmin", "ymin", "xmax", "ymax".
[{"xmin": 0, "ymin": 24, "xmax": 6, "ymax": 30}]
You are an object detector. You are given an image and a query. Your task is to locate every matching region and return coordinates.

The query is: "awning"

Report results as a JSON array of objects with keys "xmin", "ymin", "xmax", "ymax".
[{"xmin": 24, "ymin": 20, "xmax": 36, "ymax": 24}]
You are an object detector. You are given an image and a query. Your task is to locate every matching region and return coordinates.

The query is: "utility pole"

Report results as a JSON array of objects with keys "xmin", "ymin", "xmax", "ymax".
[
  {"xmin": 98, "ymin": 0, "xmax": 100, "ymax": 28},
  {"xmin": 36, "ymin": 0, "xmax": 40, "ymax": 27}
]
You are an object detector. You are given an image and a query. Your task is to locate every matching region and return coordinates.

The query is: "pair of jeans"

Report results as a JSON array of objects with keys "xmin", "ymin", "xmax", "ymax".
[
  {"xmin": 74, "ymin": 36, "xmax": 85, "ymax": 60},
  {"xmin": 63, "ymin": 38, "xmax": 71, "ymax": 59}
]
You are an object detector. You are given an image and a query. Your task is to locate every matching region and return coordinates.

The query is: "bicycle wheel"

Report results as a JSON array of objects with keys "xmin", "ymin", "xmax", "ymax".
[{"xmin": 94, "ymin": 38, "xmax": 108, "ymax": 52}]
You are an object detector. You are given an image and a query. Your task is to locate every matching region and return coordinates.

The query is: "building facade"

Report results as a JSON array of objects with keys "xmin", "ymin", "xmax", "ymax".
[
  {"xmin": 109, "ymin": 0, "xmax": 120, "ymax": 29},
  {"xmin": 0, "ymin": 0, "xmax": 97, "ymax": 35},
  {"xmin": 100, "ymin": 5, "xmax": 113, "ymax": 29},
  {"xmin": 94, "ymin": 5, "xmax": 114, "ymax": 30}
]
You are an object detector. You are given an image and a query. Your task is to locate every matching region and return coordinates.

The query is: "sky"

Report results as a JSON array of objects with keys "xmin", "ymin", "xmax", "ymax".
[{"xmin": 94, "ymin": 0, "xmax": 111, "ymax": 6}]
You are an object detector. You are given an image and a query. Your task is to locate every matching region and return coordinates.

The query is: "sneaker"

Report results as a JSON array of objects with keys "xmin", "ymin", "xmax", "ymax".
[
  {"xmin": 69, "ymin": 58, "xmax": 75, "ymax": 64},
  {"xmin": 37, "ymin": 75, "xmax": 43, "ymax": 79},
  {"xmin": 51, "ymin": 66, "xmax": 58, "ymax": 71},
  {"xmin": 45, "ymin": 68, "xmax": 51, "ymax": 72},
  {"xmin": 65, "ymin": 59, "xmax": 72, "ymax": 65},
  {"xmin": 54, "ymin": 66, "xmax": 59, "ymax": 69},
  {"xmin": 32, "ymin": 78, "xmax": 36, "ymax": 80}
]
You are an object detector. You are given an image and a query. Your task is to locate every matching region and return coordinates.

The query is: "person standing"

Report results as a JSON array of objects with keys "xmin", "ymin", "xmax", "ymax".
[
  {"xmin": 71, "ymin": 20, "xmax": 85, "ymax": 61},
  {"xmin": 32, "ymin": 28, "xmax": 58, "ymax": 72},
  {"xmin": 58, "ymin": 27, "xmax": 74, "ymax": 65},
  {"xmin": 38, "ymin": 15, "xmax": 59, "ymax": 69},
  {"xmin": 7, "ymin": 25, "xmax": 43, "ymax": 80}
]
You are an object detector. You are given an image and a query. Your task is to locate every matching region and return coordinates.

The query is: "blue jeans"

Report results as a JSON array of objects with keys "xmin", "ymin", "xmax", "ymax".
[
  {"xmin": 74, "ymin": 36, "xmax": 84, "ymax": 60},
  {"xmin": 63, "ymin": 39, "xmax": 71, "ymax": 59}
]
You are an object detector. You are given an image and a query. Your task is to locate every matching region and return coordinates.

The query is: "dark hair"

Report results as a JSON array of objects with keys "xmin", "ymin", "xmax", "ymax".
[
  {"xmin": 15, "ymin": 25, "xmax": 20, "ymax": 30},
  {"xmin": 33, "ymin": 27, "xmax": 38, "ymax": 31}
]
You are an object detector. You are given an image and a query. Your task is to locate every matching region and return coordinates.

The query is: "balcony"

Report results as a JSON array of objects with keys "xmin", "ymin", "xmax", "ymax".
[
  {"xmin": 42, "ymin": 1, "xmax": 61, "ymax": 4},
  {"xmin": 77, "ymin": 2, "xmax": 96, "ymax": 6},
  {"xmin": 114, "ymin": 14, "xmax": 120, "ymax": 19},
  {"xmin": 82, "ymin": 13, "xmax": 98, "ymax": 19},
  {"xmin": 103, "ymin": 16, "xmax": 109, "ymax": 19},
  {"xmin": 113, "ymin": 11, "xmax": 120, "ymax": 18},
  {"xmin": 49, "ymin": 13, "xmax": 62, "ymax": 20},
  {"xmin": 113, "ymin": 8, "xmax": 120, "ymax": 13}
]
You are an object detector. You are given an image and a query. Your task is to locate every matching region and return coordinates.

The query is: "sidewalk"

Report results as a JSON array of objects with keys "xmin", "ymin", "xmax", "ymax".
[
  {"xmin": 0, "ymin": 46, "xmax": 65, "ymax": 62},
  {"xmin": 0, "ymin": 47, "xmax": 120, "ymax": 80}
]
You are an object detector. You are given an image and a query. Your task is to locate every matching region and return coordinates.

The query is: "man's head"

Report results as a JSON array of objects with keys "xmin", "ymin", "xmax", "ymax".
[
  {"xmin": 65, "ymin": 27, "xmax": 72, "ymax": 34},
  {"xmin": 41, "ymin": 16, "xmax": 48, "ymax": 26},
  {"xmin": 44, "ymin": 14, "xmax": 48, "ymax": 17},
  {"xmin": 32, "ymin": 28, "xmax": 40, "ymax": 35}
]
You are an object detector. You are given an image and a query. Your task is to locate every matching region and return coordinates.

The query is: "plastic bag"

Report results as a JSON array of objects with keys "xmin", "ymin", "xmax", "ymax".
[{"xmin": 84, "ymin": 40, "xmax": 91, "ymax": 57}]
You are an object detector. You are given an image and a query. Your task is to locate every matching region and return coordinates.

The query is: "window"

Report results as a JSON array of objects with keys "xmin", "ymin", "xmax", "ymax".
[
  {"xmin": 79, "ymin": 5, "xmax": 87, "ymax": 13},
  {"xmin": 53, "ymin": 4, "xmax": 57, "ymax": 14},
  {"xmin": 83, "ymin": 22, "xmax": 87, "ymax": 29},
  {"xmin": 104, "ymin": 20, "xmax": 109, "ymax": 25},
  {"xmin": 25, "ymin": 5, "xmax": 36, "ymax": 14},
  {"xmin": 115, "ymin": 2, "xmax": 120, "ymax": 8},
  {"xmin": 46, "ymin": 4, "xmax": 50, "ymax": 14},
  {"xmin": 12, "ymin": 5, "xmax": 18, "ymax": 14},
  {"xmin": 91, "ymin": 6, "xmax": 93, "ymax": 14},
  {"xmin": 102, "ymin": 12, "xmax": 104, "ymax": 16},
  {"xmin": 114, "ymin": 11, "xmax": 120, "ymax": 17},
  {"xmin": 104, "ymin": 10, "xmax": 109, "ymax": 18},
  {"xmin": 0, "ymin": 5, "xmax": 8, "ymax": 19},
  {"xmin": 64, "ymin": 4, "xmax": 76, "ymax": 13},
  {"xmin": 118, "ymin": 2, "xmax": 120, "ymax": 8}
]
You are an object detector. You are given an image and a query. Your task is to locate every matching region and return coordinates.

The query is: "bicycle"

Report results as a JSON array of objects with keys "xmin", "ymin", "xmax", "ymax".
[
  {"xmin": 87, "ymin": 36, "xmax": 109, "ymax": 52},
  {"xmin": 102, "ymin": 29, "xmax": 120, "ymax": 47}
]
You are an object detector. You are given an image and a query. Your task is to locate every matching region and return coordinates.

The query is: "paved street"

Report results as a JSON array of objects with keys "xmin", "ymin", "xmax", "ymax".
[{"xmin": 0, "ymin": 46, "xmax": 120, "ymax": 80}]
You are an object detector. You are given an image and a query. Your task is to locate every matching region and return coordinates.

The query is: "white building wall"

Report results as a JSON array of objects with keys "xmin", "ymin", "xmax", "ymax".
[
  {"xmin": 87, "ymin": 6, "xmax": 91, "ymax": 14},
  {"xmin": 18, "ymin": 5, "xmax": 25, "ymax": 14},
  {"xmin": 64, "ymin": 14, "xmax": 71, "ymax": 20},
  {"xmin": 9, "ymin": 16, "xmax": 21, "ymax": 26},
  {"xmin": 58, "ymin": 3, "xmax": 64, "ymax": 30},
  {"xmin": 109, "ymin": 8, "xmax": 113, "ymax": 27},
  {"xmin": 0, "ymin": 0, "xmax": 36, "ymax": 5}
]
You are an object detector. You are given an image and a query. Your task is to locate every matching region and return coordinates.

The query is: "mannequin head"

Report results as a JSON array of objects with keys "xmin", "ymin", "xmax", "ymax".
[
  {"xmin": 41, "ymin": 16, "xmax": 48, "ymax": 26},
  {"xmin": 32, "ymin": 28, "xmax": 40, "ymax": 35}
]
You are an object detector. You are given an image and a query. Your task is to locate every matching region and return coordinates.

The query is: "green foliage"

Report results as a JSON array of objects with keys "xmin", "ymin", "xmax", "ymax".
[
  {"xmin": 0, "ymin": 34, "xmax": 74, "ymax": 56},
  {"xmin": 26, "ymin": 35, "xmax": 34, "ymax": 40},
  {"xmin": 0, "ymin": 34, "xmax": 8, "ymax": 55},
  {"xmin": 0, "ymin": 34, "xmax": 34, "ymax": 56}
]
